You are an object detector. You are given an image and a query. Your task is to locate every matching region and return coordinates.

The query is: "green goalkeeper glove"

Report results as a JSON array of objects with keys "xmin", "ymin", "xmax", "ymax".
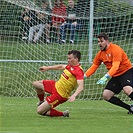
[
  {"xmin": 84, "ymin": 74, "xmax": 87, "ymax": 79},
  {"xmin": 96, "ymin": 74, "xmax": 110, "ymax": 85}
]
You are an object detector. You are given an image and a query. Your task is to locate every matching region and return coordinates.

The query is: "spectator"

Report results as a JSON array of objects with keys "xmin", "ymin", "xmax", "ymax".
[
  {"xmin": 21, "ymin": 7, "xmax": 31, "ymax": 40},
  {"xmin": 28, "ymin": 1, "xmax": 50, "ymax": 43},
  {"xmin": 38, "ymin": 1, "xmax": 51, "ymax": 44},
  {"xmin": 60, "ymin": 0, "xmax": 81, "ymax": 44},
  {"xmin": 51, "ymin": 0, "xmax": 67, "ymax": 43}
]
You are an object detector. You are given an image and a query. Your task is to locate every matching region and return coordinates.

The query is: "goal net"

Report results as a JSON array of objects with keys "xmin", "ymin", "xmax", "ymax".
[{"xmin": 0, "ymin": 0, "xmax": 133, "ymax": 100}]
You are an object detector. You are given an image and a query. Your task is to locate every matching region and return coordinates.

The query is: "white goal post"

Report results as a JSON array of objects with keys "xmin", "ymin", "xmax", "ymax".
[{"xmin": 0, "ymin": 0, "xmax": 133, "ymax": 101}]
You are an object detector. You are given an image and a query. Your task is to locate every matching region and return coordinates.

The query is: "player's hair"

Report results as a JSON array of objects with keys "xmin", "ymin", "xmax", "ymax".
[
  {"xmin": 97, "ymin": 32, "xmax": 108, "ymax": 40},
  {"xmin": 68, "ymin": 50, "xmax": 81, "ymax": 61}
]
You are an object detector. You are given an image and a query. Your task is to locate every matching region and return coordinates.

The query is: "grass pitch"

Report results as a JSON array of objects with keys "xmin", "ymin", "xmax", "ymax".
[{"xmin": 0, "ymin": 97, "xmax": 133, "ymax": 133}]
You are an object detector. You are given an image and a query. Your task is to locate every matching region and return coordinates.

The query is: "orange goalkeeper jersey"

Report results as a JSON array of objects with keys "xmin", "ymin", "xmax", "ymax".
[
  {"xmin": 55, "ymin": 64, "xmax": 84, "ymax": 98},
  {"xmin": 85, "ymin": 43, "xmax": 132, "ymax": 77}
]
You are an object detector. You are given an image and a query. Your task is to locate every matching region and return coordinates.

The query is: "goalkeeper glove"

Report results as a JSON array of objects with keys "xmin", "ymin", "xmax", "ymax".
[
  {"xmin": 96, "ymin": 74, "xmax": 110, "ymax": 85},
  {"xmin": 84, "ymin": 74, "xmax": 87, "ymax": 79}
]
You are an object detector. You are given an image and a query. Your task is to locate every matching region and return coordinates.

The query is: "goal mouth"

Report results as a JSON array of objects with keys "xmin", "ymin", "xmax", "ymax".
[{"xmin": 0, "ymin": 0, "xmax": 133, "ymax": 101}]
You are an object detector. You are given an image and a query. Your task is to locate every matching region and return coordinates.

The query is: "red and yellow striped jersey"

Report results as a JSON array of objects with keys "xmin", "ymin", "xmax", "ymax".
[{"xmin": 55, "ymin": 64, "xmax": 84, "ymax": 98}]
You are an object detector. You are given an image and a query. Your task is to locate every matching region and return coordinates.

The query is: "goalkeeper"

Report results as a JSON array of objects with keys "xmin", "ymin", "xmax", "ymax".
[
  {"xmin": 32, "ymin": 50, "xmax": 84, "ymax": 117},
  {"xmin": 84, "ymin": 32, "xmax": 133, "ymax": 114}
]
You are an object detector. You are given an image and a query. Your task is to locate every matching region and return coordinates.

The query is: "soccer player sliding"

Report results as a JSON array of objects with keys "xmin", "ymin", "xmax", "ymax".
[{"xmin": 32, "ymin": 50, "xmax": 84, "ymax": 117}]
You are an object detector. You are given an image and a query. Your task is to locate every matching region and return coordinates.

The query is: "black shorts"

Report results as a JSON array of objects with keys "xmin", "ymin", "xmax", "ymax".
[{"xmin": 105, "ymin": 68, "xmax": 133, "ymax": 94}]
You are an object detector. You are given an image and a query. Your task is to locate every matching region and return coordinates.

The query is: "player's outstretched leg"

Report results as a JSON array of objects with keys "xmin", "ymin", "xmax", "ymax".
[
  {"xmin": 45, "ymin": 108, "xmax": 70, "ymax": 117},
  {"xmin": 37, "ymin": 101, "xmax": 70, "ymax": 117},
  {"xmin": 108, "ymin": 96, "xmax": 133, "ymax": 114}
]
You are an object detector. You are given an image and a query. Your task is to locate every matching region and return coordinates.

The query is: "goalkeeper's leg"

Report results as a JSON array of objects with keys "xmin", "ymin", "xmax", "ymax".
[
  {"xmin": 103, "ymin": 89, "xmax": 133, "ymax": 113},
  {"xmin": 103, "ymin": 72, "xmax": 133, "ymax": 114}
]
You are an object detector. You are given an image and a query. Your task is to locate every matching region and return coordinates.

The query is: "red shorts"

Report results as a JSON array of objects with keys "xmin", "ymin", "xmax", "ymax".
[{"xmin": 43, "ymin": 80, "xmax": 68, "ymax": 108}]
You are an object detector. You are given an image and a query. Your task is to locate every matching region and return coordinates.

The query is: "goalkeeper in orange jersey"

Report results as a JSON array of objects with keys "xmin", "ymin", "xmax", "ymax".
[
  {"xmin": 84, "ymin": 32, "xmax": 133, "ymax": 114},
  {"xmin": 32, "ymin": 50, "xmax": 84, "ymax": 117}
]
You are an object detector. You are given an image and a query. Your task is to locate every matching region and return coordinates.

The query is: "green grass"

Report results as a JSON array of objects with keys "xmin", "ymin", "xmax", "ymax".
[{"xmin": 0, "ymin": 97, "xmax": 133, "ymax": 133}]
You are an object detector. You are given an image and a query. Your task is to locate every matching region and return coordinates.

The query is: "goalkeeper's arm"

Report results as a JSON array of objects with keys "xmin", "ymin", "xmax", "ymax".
[
  {"xmin": 84, "ymin": 63, "xmax": 99, "ymax": 78},
  {"xmin": 96, "ymin": 61, "xmax": 120, "ymax": 84}
]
